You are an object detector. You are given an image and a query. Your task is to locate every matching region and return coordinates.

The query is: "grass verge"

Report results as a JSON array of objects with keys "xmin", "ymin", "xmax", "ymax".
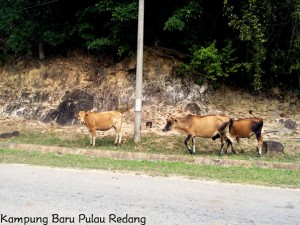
[
  {"xmin": 1, "ymin": 148, "xmax": 299, "ymax": 188},
  {"xmin": 3, "ymin": 130, "xmax": 300, "ymax": 164}
]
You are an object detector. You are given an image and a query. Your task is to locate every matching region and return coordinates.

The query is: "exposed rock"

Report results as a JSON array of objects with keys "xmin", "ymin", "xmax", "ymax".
[
  {"xmin": 0, "ymin": 50, "xmax": 211, "ymax": 125},
  {"xmin": 184, "ymin": 103, "xmax": 201, "ymax": 115},
  {"xmin": 276, "ymin": 118, "xmax": 297, "ymax": 130},
  {"xmin": 0, "ymin": 131, "xmax": 20, "ymax": 138},
  {"xmin": 262, "ymin": 141, "xmax": 284, "ymax": 154},
  {"xmin": 283, "ymin": 119, "xmax": 297, "ymax": 130},
  {"xmin": 41, "ymin": 90, "xmax": 94, "ymax": 125}
]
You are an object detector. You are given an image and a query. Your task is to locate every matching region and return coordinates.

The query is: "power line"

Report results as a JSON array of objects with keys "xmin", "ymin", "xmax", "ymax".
[{"xmin": 23, "ymin": 0, "xmax": 59, "ymax": 10}]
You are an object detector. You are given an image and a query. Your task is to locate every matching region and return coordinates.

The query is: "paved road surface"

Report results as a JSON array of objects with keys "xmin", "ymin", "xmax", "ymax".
[{"xmin": 0, "ymin": 164, "xmax": 299, "ymax": 225}]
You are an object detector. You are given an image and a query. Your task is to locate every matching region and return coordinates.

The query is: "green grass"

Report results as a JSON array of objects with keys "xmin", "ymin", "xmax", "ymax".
[
  {"xmin": 1, "ymin": 130, "xmax": 299, "ymax": 188},
  {"xmin": 0, "ymin": 148, "xmax": 299, "ymax": 188},
  {"xmin": 3, "ymin": 130, "xmax": 300, "ymax": 164}
]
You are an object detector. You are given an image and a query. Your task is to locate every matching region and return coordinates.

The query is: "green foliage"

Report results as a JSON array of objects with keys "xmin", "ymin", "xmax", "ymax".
[
  {"xmin": 87, "ymin": 37, "xmax": 117, "ymax": 50},
  {"xmin": 178, "ymin": 41, "xmax": 242, "ymax": 83},
  {"xmin": 164, "ymin": 2, "xmax": 202, "ymax": 32},
  {"xmin": 224, "ymin": 0, "xmax": 300, "ymax": 91},
  {"xmin": 0, "ymin": 0, "xmax": 75, "ymax": 56},
  {"xmin": 42, "ymin": 30, "xmax": 68, "ymax": 47},
  {"xmin": 191, "ymin": 42, "xmax": 225, "ymax": 81},
  {"xmin": 76, "ymin": 0, "xmax": 138, "ymax": 57},
  {"xmin": 0, "ymin": 0, "xmax": 33, "ymax": 54},
  {"xmin": 0, "ymin": 0, "xmax": 298, "ymax": 91},
  {"xmin": 111, "ymin": 2, "xmax": 138, "ymax": 22},
  {"xmin": 224, "ymin": 0, "xmax": 269, "ymax": 90},
  {"xmin": 288, "ymin": 1, "xmax": 300, "ymax": 75}
]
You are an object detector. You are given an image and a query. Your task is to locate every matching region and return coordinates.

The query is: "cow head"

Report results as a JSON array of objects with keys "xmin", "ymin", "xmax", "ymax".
[
  {"xmin": 162, "ymin": 117, "xmax": 177, "ymax": 132},
  {"xmin": 76, "ymin": 111, "xmax": 86, "ymax": 124}
]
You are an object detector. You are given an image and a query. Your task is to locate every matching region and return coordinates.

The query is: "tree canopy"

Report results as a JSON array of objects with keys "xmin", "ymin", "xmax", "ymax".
[{"xmin": 0, "ymin": 0, "xmax": 299, "ymax": 93}]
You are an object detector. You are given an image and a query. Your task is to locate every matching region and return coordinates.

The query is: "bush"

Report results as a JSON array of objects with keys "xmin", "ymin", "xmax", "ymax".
[{"xmin": 177, "ymin": 41, "xmax": 242, "ymax": 85}]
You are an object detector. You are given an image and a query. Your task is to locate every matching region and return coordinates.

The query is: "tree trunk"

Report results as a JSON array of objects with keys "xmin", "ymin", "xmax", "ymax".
[{"xmin": 39, "ymin": 42, "xmax": 45, "ymax": 60}]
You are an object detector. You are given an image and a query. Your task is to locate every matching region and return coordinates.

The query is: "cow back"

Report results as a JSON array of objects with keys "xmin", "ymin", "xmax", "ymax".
[
  {"xmin": 85, "ymin": 111, "xmax": 122, "ymax": 131},
  {"xmin": 230, "ymin": 118, "xmax": 263, "ymax": 138},
  {"xmin": 183, "ymin": 115, "xmax": 230, "ymax": 138}
]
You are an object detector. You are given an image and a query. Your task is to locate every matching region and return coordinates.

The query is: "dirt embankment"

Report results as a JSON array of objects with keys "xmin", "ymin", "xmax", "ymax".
[{"xmin": 0, "ymin": 50, "xmax": 299, "ymax": 156}]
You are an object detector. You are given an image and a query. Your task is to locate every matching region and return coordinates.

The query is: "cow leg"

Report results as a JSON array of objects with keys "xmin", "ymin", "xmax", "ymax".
[
  {"xmin": 224, "ymin": 139, "xmax": 231, "ymax": 154},
  {"xmin": 90, "ymin": 128, "xmax": 96, "ymax": 147},
  {"xmin": 89, "ymin": 131, "xmax": 93, "ymax": 146},
  {"xmin": 219, "ymin": 134, "xmax": 227, "ymax": 155},
  {"xmin": 118, "ymin": 133, "xmax": 122, "ymax": 145},
  {"xmin": 222, "ymin": 122, "xmax": 235, "ymax": 154},
  {"xmin": 114, "ymin": 126, "xmax": 122, "ymax": 146},
  {"xmin": 114, "ymin": 133, "xmax": 122, "ymax": 146},
  {"xmin": 229, "ymin": 139, "xmax": 236, "ymax": 154},
  {"xmin": 114, "ymin": 133, "xmax": 118, "ymax": 146},
  {"xmin": 93, "ymin": 136, "xmax": 96, "ymax": 146},
  {"xmin": 256, "ymin": 133, "xmax": 263, "ymax": 157},
  {"xmin": 219, "ymin": 143, "xmax": 225, "ymax": 155},
  {"xmin": 191, "ymin": 137, "xmax": 196, "ymax": 154},
  {"xmin": 220, "ymin": 137, "xmax": 236, "ymax": 155},
  {"xmin": 184, "ymin": 135, "xmax": 193, "ymax": 154},
  {"xmin": 236, "ymin": 137, "xmax": 244, "ymax": 153}
]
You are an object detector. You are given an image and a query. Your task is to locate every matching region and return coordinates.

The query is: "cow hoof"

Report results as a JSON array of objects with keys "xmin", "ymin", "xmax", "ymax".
[
  {"xmin": 257, "ymin": 154, "xmax": 262, "ymax": 157},
  {"xmin": 232, "ymin": 150, "xmax": 237, "ymax": 155}
]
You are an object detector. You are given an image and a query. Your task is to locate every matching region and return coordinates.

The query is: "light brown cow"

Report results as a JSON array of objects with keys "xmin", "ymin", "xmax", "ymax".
[
  {"xmin": 212, "ymin": 110, "xmax": 264, "ymax": 156},
  {"xmin": 77, "ymin": 111, "xmax": 122, "ymax": 146},
  {"xmin": 163, "ymin": 115, "xmax": 234, "ymax": 155}
]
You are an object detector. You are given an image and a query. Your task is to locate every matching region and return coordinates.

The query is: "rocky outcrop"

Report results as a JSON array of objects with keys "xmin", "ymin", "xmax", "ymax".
[{"xmin": 0, "ymin": 51, "xmax": 209, "ymax": 125}]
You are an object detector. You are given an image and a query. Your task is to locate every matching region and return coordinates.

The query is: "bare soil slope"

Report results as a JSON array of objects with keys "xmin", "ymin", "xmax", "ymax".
[{"xmin": 0, "ymin": 51, "xmax": 299, "ymax": 155}]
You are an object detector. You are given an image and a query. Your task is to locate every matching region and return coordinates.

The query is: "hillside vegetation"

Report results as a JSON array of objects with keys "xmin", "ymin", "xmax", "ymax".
[{"xmin": 0, "ymin": 0, "xmax": 299, "ymax": 92}]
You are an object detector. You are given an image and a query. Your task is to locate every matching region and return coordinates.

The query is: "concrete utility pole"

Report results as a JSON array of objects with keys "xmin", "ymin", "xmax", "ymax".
[{"xmin": 134, "ymin": 0, "xmax": 145, "ymax": 143}]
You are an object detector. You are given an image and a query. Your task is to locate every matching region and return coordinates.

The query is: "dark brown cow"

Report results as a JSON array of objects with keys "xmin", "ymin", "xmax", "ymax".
[
  {"xmin": 77, "ymin": 111, "xmax": 122, "ymax": 146},
  {"xmin": 213, "ymin": 111, "xmax": 263, "ymax": 156},
  {"xmin": 163, "ymin": 115, "xmax": 234, "ymax": 155}
]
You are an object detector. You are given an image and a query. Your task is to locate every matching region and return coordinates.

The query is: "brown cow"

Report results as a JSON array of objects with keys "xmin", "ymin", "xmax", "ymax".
[
  {"xmin": 163, "ymin": 115, "xmax": 234, "ymax": 155},
  {"xmin": 77, "ymin": 111, "xmax": 122, "ymax": 146},
  {"xmin": 213, "ymin": 110, "xmax": 263, "ymax": 156}
]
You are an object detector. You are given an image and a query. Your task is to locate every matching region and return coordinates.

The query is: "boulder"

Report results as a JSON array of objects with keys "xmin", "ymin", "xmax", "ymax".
[
  {"xmin": 283, "ymin": 119, "xmax": 297, "ymax": 130},
  {"xmin": 0, "ymin": 131, "xmax": 20, "ymax": 138},
  {"xmin": 262, "ymin": 141, "xmax": 284, "ymax": 154},
  {"xmin": 185, "ymin": 103, "xmax": 201, "ymax": 115}
]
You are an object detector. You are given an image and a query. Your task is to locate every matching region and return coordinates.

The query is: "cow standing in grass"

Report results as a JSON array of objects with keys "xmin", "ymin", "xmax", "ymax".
[
  {"xmin": 76, "ymin": 111, "xmax": 122, "ymax": 147},
  {"xmin": 163, "ymin": 115, "xmax": 234, "ymax": 155},
  {"xmin": 213, "ymin": 110, "xmax": 264, "ymax": 156}
]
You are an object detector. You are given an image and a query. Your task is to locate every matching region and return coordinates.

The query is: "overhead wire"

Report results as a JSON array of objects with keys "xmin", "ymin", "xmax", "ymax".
[{"xmin": 22, "ymin": 0, "xmax": 59, "ymax": 10}]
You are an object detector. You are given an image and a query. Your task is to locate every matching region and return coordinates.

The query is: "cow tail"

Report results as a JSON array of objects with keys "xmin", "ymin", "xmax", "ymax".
[
  {"xmin": 249, "ymin": 110, "xmax": 263, "ymax": 122},
  {"xmin": 229, "ymin": 118, "xmax": 233, "ymax": 131},
  {"xmin": 249, "ymin": 110, "xmax": 261, "ymax": 120},
  {"xmin": 225, "ymin": 118, "xmax": 234, "ymax": 144}
]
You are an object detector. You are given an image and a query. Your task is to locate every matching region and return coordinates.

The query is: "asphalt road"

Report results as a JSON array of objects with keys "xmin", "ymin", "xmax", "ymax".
[{"xmin": 0, "ymin": 164, "xmax": 299, "ymax": 225}]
